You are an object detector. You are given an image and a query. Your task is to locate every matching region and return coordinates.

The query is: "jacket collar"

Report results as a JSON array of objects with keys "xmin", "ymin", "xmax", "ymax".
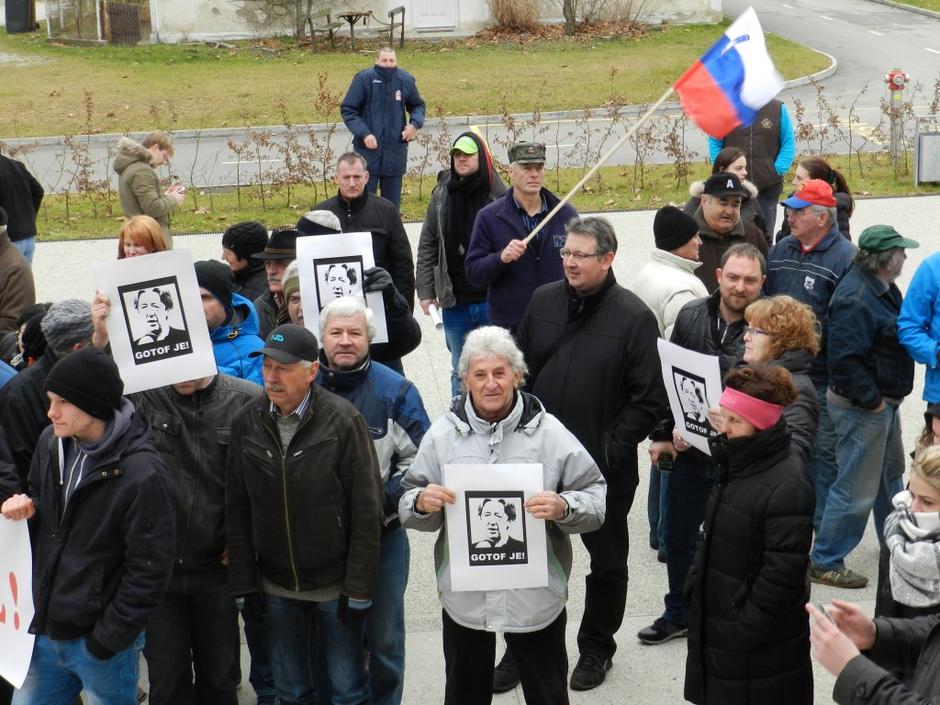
[
  {"xmin": 709, "ymin": 417, "xmax": 791, "ymax": 483},
  {"xmin": 317, "ymin": 354, "xmax": 371, "ymax": 392},
  {"xmin": 448, "ymin": 390, "xmax": 544, "ymax": 438},
  {"xmin": 650, "ymin": 248, "xmax": 703, "ymax": 273},
  {"xmin": 693, "ymin": 207, "xmax": 747, "ymax": 241},
  {"xmin": 338, "ymin": 189, "xmax": 369, "ymax": 213}
]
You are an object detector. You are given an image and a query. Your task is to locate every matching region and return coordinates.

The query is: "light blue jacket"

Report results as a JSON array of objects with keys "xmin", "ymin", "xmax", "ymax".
[
  {"xmin": 209, "ymin": 293, "xmax": 263, "ymax": 386},
  {"xmin": 898, "ymin": 252, "xmax": 940, "ymax": 403}
]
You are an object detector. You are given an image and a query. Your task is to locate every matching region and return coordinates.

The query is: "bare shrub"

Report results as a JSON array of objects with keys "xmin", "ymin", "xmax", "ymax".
[{"xmin": 486, "ymin": 0, "xmax": 540, "ymax": 32}]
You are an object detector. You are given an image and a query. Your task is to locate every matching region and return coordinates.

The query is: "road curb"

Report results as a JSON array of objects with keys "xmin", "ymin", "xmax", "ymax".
[
  {"xmin": 0, "ymin": 56, "xmax": 838, "ymax": 148},
  {"xmin": 863, "ymin": 0, "xmax": 940, "ymax": 20}
]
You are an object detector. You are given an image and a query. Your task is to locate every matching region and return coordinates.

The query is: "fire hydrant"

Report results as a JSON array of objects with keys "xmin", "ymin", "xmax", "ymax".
[{"xmin": 885, "ymin": 68, "xmax": 910, "ymax": 163}]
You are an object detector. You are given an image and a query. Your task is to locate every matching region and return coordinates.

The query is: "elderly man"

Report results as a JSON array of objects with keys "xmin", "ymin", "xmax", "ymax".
[
  {"xmin": 314, "ymin": 154, "xmax": 416, "ymax": 311},
  {"xmin": 1, "ymin": 348, "xmax": 175, "ymax": 704},
  {"xmin": 641, "ymin": 244, "xmax": 766, "ymax": 647},
  {"xmin": 692, "ymin": 172, "xmax": 767, "ymax": 293},
  {"xmin": 632, "ymin": 205, "xmax": 707, "ymax": 561},
  {"xmin": 417, "ymin": 132, "xmax": 507, "ymax": 396},
  {"xmin": 226, "ymin": 324, "xmax": 383, "ymax": 705},
  {"xmin": 340, "ymin": 45, "xmax": 425, "ymax": 209},
  {"xmin": 400, "ymin": 325, "xmax": 606, "ymax": 705},
  {"xmin": 517, "ymin": 217, "xmax": 664, "ymax": 690},
  {"xmin": 251, "ymin": 227, "xmax": 301, "ymax": 339},
  {"xmin": 464, "ymin": 142, "xmax": 577, "ymax": 334},
  {"xmin": 811, "ymin": 225, "xmax": 919, "ymax": 589},
  {"xmin": 317, "ymin": 296, "xmax": 430, "ymax": 705},
  {"xmin": 765, "ymin": 179, "xmax": 856, "ymax": 533}
]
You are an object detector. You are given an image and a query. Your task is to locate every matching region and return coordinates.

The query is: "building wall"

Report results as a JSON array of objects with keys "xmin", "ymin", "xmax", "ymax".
[{"xmin": 150, "ymin": 0, "xmax": 720, "ymax": 44}]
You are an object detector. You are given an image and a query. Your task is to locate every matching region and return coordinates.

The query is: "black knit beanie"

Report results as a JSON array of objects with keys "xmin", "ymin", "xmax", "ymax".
[
  {"xmin": 222, "ymin": 222, "xmax": 269, "ymax": 261},
  {"xmin": 654, "ymin": 206, "xmax": 699, "ymax": 252},
  {"xmin": 45, "ymin": 347, "xmax": 123, "ymax": 420},
  {"xmin": 195, "ymin": 260, "xmax": 234, "ymax": 316}
]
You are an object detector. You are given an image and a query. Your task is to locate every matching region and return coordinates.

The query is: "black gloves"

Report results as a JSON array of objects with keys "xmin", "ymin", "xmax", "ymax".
[{"xmin": 363, "ymin": 267, "xmax": 395, "ymax": 300}]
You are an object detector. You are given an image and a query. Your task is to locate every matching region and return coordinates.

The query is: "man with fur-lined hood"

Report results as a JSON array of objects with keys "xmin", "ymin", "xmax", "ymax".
[
  {"xmin": 682, "ymin": 173, "xmax": 764, "ymax": 239},
  {"xmin": 114, "ymin": 131, "xmax": 184, "ymax": 246}
]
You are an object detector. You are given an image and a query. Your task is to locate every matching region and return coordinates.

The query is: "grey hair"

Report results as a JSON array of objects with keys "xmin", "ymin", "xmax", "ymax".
[
  {"xmin": 807, "ymin": 204, "xmax": 837, "ymax": 227},
  {"xmin": 297, "ymin": 360, "xmax": 313, "ymax": 370},
  {"xmin": 337, "ymin": 151, "xmax": 367, "ymax": 172},
  {"xmin": 298, "ymin": 209, "xmax": 341, "ymax": 233},
  {"xmin": 565, "ymin": 216, "xmax": 618, "ymax": 255},
  {"xmin": 458, "ymin": 326, "xmax": 528, "ymax": 380},
  {"xmin": 319, "ymin": 296, "xmax": 376, "ymax": 341},
  {"xmin": 855, "ymin": 247, "xmax": 901, "ymax": 274}
]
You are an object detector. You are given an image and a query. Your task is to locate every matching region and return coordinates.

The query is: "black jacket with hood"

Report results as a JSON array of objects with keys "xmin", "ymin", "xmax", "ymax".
[{"xmin": 27, "ymin": 400, "xmax": 175, "ymax": 657}]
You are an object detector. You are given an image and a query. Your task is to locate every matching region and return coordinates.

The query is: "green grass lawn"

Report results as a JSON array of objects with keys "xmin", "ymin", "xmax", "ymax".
[
  {"xmin": 895, "ymin": 0, "xmax": 940, "ymax": 11},
  {"xmin": 0, "ymin": 24, "xmax": 829, "ymax": 138},
  {"xmin": 36, "ymin": 151, "xmax": 940, "ymax": 242}
]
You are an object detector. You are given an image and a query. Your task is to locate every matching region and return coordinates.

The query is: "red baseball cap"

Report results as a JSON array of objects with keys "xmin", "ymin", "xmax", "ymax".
[{"xmin": 780, "ymin": 179, "xmax": 837, "ymax": 209}]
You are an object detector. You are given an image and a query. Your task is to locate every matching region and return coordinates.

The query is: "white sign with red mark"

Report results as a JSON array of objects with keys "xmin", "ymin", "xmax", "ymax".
[{"xmin": 0, "ymin": 518, "xmax": 34, "ymax": 688}]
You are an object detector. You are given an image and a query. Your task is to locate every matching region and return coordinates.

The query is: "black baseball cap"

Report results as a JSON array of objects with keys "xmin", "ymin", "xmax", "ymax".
[
  {"xmin": 249, "ymin": 324, "xmax": 319, "ymax": 363},
  {"xmin": 702, "ymin": 173, "xmax": 749, "ymax": 198}
]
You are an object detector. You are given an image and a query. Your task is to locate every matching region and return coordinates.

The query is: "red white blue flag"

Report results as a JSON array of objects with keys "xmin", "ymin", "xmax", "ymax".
[{"xmin": 674, "ymin": 7, "xmax": 783, "ymax": 138}]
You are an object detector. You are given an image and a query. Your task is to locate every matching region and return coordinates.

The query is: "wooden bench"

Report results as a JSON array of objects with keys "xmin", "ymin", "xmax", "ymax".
[
  {"xmin": 354, "ymin": 6, "xmax": 406, "ymax": 49},
  {"xmin": 305, "ymin": 12, "xmax": 342, "ymax": 51}
]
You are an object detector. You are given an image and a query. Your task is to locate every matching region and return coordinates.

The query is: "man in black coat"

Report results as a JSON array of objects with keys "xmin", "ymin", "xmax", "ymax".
[
  {"xmin": 640, "ymin": 244, "xmax": 765, "ymax": 647},
  {"xmin": 1, "ymin": 348, "xmax": 174, "ymax": 703},
  {"xmin": 516, "ymin": 216, "xmax": 664, "ymax": 691},
  {"xmin": 0, "ymin": 153, "xmax": 43, "ymax": 265},
  {"xmin": 314, "ymin": 152, "xmax": 415, "ymax": 312}
]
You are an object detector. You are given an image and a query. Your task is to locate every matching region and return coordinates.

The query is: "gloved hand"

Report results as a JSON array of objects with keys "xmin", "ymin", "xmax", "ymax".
[
  {"xmin": 237, "ymin": 592, "xmax": 266, "ymax": 622},
  {"xmin": 363, "ymin": 267, "xmax": 394, "ymax": 299},
  {"xmin": 337, "ymin": 594, "xmax": 372, "ymax": 625}
]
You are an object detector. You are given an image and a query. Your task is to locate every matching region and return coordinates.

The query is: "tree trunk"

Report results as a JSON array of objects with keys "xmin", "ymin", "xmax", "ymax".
[{"xmin": 563, "ymin": 0, "xmax": 577, "ymax": 36}]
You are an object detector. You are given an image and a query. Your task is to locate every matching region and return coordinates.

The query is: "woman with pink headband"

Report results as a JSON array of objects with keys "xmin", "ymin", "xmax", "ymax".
[{"xmin": 684, "ymin": 365, "xmax": 815, "ymax": 705}]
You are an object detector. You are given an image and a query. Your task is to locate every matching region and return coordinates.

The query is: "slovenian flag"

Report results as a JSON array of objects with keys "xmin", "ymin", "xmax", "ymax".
[{"xmin": 674, "ymin": 7, "xmax": 783, "ymax": 139}]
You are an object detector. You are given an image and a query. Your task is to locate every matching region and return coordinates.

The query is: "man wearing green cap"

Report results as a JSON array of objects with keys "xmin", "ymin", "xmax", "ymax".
[
  {"xmin": 416, "ymin": 131, "xmax": 506, "ymax": 396},
  {"xmin": 811, "ymin": 224, "xmax": 919, "ymax": 589}
]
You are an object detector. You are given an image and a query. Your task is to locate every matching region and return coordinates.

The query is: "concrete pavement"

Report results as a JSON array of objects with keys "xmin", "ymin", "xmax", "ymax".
[{"xmin": 31, "ymin": 194, "xmax": 939, "ymax": 703}]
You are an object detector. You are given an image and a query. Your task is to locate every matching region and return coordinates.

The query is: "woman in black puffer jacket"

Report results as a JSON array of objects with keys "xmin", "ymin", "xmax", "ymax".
[{"xmin": 685, "ymin": 365, "xmax": 815, "ymax": 705}]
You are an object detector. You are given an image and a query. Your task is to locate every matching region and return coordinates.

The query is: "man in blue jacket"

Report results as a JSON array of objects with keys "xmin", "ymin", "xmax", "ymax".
[
  {"xmin": 899, "ymin": 251, "xmax": 940, "ymax": 406},
  {"xmin": 340, "ymin": 46, "xmax": 425, "ymax": 209},
  {"xmin": 317, "ymin": 295, "xmax": 430, "ymax": 705},
  {"xmin": 464, "ymin": 142, "xmax": 577, "ymax": 335}
]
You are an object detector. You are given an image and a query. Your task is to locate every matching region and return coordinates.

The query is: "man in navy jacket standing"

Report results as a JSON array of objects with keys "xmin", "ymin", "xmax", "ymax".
[{"xmin": 340, "ymin": 46, "xmax": 425, "ymax": 209}]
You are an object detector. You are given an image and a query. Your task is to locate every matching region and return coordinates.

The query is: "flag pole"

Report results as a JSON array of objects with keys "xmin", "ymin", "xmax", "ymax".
[{"xmin": 522, "ymin": 85, "xmax": 676, "ymax": 245}]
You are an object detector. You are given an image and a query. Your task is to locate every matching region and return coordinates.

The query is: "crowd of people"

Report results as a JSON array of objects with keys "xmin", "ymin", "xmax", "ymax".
[{"xmin": 1, "ymin": 44, "xmax": 940, "ymax": 705}]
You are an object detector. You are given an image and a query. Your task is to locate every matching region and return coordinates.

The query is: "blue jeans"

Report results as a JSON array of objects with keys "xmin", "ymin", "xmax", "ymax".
[
  {"xmin": 811, "ymin": 400, "xmax": 905, "ymax": 571},
  {"xmin": 647, "ymin": 462, "xmax": 665, "ymax": 551},
  {"xmin": 241, "ymin": 603, "xmax": 277, "ymax": 704},
  {"xmin": 143, "ymin": 568, "xmax": 239, "ymax": 705},
  {"xmin": 14, "ymin": 632, "xmax": 145, "ymax": 705},
  {"xmin": 12, "ymin": 237, "xmax": 35, "ymax": 266},
  {"xmin": 441, "ymin": 302, "xmax": 488, "ymax": 397},
  {"xmin": 264, "ymin": 594, "xmax": 370, "ymax": 705},
  {"xmin": 810, "ymin": 384, "xmax": 839, "ymax": 532},
  {"xmin": 366, "ymin": 528, "xmax": 409, "ymax": 705},
  {"xmin": 661, "ymin": 453, "xmax": 714, "ymax": 626},
  {"xmin": 367, "ymin": 175, "xmax": 403, "ymax": 210}
]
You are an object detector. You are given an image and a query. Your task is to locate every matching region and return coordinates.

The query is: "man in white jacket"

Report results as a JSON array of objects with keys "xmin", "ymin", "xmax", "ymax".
[{"xmin": 631, "ymin": 205, "xmax": 707, "ymax": 567}]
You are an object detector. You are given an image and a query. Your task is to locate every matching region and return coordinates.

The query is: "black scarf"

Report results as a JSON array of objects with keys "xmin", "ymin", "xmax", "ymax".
[{"xmin": 444, "ymin": 141, "xmax": 492, "ymax": 286}]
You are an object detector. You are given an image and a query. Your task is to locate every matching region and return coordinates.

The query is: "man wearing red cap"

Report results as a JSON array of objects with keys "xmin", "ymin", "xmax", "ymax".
[{"xmin": 764, "ymin": 179, "xmax": 856, "ymax": 545}]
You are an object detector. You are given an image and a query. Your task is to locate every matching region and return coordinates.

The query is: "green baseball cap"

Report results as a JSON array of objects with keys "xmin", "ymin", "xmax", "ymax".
[
  {"xmin": 450, "ymin": 135, "xmax": 479, "ymax": 155},
  {"xmin": 858, "ymin": 224, "xmax": 920, "ymax": 254}
]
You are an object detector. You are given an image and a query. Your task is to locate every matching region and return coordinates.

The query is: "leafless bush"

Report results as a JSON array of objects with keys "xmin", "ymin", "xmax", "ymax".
[{"xmin": 486, "ymin": 0, "xmax": 539, "ymax": 32}]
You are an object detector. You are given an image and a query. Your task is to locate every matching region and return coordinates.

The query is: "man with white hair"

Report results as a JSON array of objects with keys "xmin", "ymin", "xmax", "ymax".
[{"xmin": 317, "ymin": 296, "xmax": 430, "ymax": 705}]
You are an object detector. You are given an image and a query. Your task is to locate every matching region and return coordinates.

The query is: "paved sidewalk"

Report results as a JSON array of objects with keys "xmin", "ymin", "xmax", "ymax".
[{"xmin": 33, "ymin": 195, "xmax": 937, "ymax": 703}]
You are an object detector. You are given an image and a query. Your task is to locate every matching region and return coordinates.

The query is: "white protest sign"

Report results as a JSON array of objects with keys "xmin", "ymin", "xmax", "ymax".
[
  {"xmin": 657, "ymin": 338, "xmax": 723, "ymax": 455},
  {"xmin": 93, "ymin": 249, "xmax": 217, "ymax": 394},
  {"xmin": 443, "ymin": 464, "xmax": 547, "ymax": 592},
  {"xmin": 0, "ymin": 518, "xmax": 35, "ymax": 688},
  {"xmin": 296, "ymin": 232, "xmax": 389, "ymax": 344}
]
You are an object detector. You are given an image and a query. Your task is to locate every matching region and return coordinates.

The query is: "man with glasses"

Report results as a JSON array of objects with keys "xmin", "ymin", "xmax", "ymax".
[
  {"xmin": 465, "ymin": 142, "xmax": 577, "ymax": 335},
  {"xmin": 516, "ymin": 217, "xmax": 664, "ymax": 691},
  {"xmin": 764, "ymin": 178, "xmax": 856, "ymax": 567},
  {"xmin": 640, "ymin": 244, "xmax": 765, "ymax": 649}
]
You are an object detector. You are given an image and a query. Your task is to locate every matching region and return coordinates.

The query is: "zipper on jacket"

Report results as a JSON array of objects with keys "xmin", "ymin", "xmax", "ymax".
[{"xmin": 261, "ymin": 416, "xmax": 301, "ymax": 591}]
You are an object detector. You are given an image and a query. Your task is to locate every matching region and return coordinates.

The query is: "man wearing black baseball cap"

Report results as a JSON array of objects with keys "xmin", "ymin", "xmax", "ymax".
[
  {"xmin": 226, "ymin": 324, "xmax": 383, "ymax": 705},
  {"xmin": 1, "ymin": 347, "xmax": 174, "ymax": 702},
  {"xmin": 691, "ymin": 172, "xmax": 768, "ymax": 293}
]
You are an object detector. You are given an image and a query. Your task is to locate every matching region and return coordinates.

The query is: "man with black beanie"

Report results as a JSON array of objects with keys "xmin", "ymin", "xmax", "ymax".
[
  {"xmin": 1, "ymin": 347, "xmax": 175, "ymax": 705},
  {"xmin": 417, "ymin": 132, "xmax": 507, "ymax": 396},
  {"xmin": 195, "ymin": 259, "xmax": 264, "ymax": 386},
  {"xmin": 222, "ymin": 221, "xmax": 270, "ymax": 302}
]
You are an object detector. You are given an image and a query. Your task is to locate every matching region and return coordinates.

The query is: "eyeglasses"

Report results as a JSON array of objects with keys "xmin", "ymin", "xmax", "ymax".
[
  {"xmin": 744, "ymin": 326, "xmax": 770, "ymax": 337},
  {"xmin": 559, "ymin": 249, "xmax": 602, "ymax": 261}
]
